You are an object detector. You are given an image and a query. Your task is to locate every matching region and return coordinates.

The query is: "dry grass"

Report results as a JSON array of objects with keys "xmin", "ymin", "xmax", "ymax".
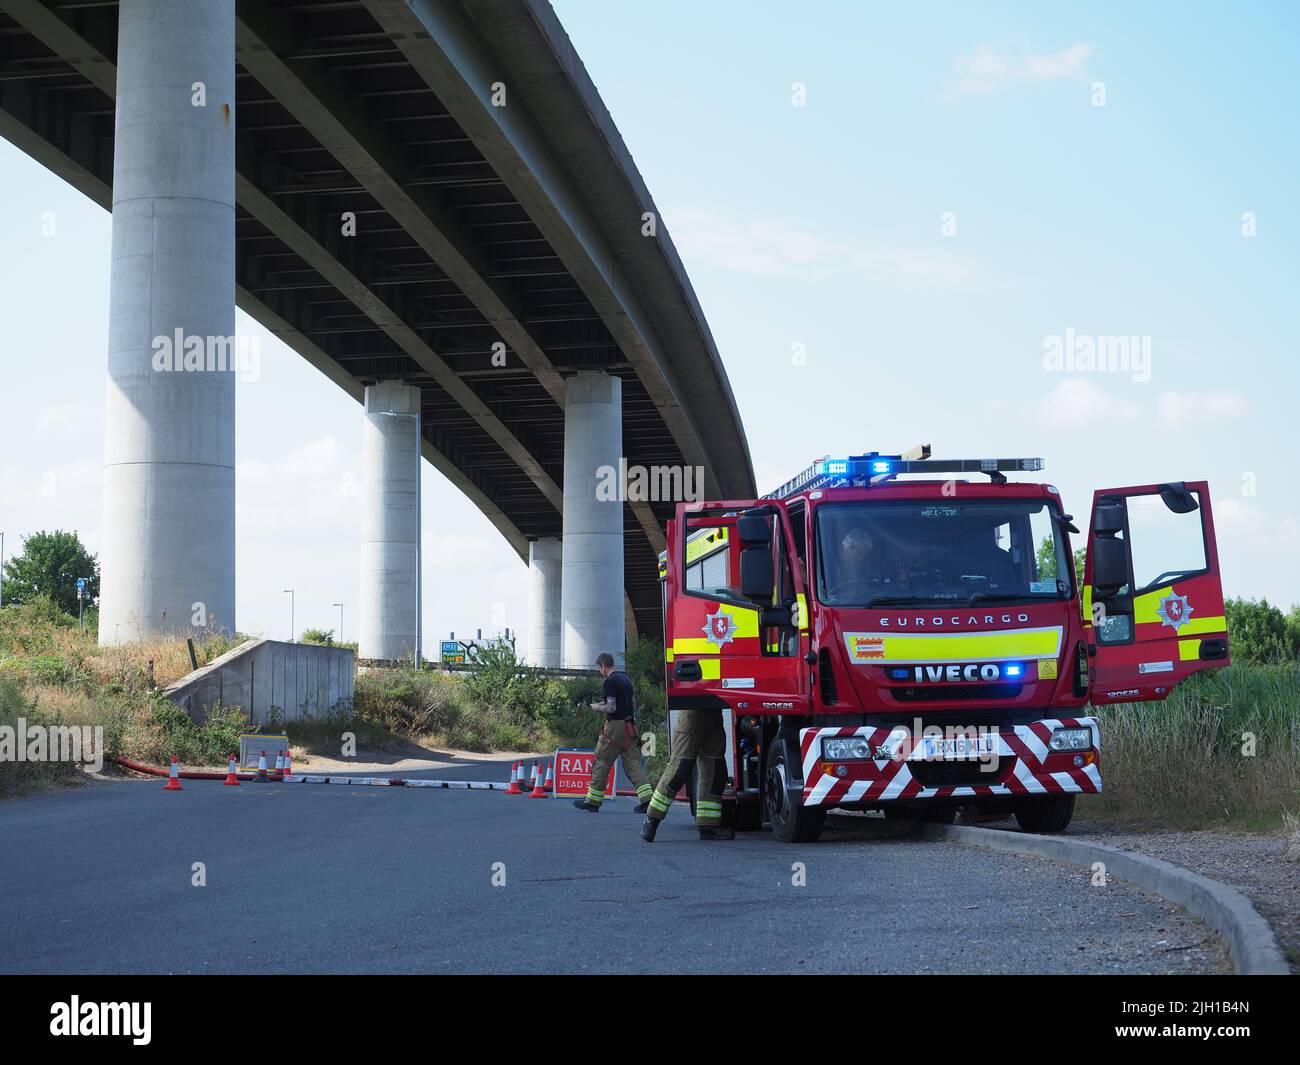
[
  {"xmin": 1082, "ymin": 664, "xmax": 1300, "ymax": 830},
  {"xmin": 1284, "ymin": 812, "xmax": 1300, "ymax": 862}
]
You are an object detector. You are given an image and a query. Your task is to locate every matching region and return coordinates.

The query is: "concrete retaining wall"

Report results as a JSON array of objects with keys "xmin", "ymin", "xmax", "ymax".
[{"xmin": 165, "ymin": 638, "xmax": 355, "ymax": 725}]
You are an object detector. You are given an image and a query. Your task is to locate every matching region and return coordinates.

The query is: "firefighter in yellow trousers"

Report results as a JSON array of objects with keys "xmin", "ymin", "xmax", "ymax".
[
  {"xmin": 572, "ymin": 652, "xmax": 654, "ymax": 813},
  {"xmin": 640, "ymin": 706, "xmax": 734, "ymax": 841}
]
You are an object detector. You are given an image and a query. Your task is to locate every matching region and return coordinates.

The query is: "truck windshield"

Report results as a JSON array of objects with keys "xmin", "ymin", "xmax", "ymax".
[{"xmin": 815, "ymin": 499, "xmax": 1073, "ymax": 607}]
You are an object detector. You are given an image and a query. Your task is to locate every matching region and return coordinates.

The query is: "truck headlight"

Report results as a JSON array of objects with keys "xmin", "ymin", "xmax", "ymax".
[
  {"xmin": 822, "ymin": 736, "xmax": 872, "ymax": 760},
  {"xmin": 1049, "ymin": 727, "xmax": 1092, "ymax": 752}
]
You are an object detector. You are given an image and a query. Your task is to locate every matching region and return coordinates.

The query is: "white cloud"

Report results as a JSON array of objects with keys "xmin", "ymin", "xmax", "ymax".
[
  {"xmin": 1030, "ymin": 378, "xmax": 1141, "ymax": 430},
  {"xmin": 1156, "ymin": 390, "xmax": 1248, "ymax": 430},
  {"xmin": 668, "ymin": 208, "xmax": 982, "ymax": 289},
  {"xmin": 951, "ymin": 42, "xmax": 1093, "ymax": 96}
]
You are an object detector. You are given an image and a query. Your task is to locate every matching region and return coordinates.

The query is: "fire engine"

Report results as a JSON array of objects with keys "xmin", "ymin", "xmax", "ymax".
[{"xmin": 658, "ymin": 447, "xmax": 1229, "ymax": 842}]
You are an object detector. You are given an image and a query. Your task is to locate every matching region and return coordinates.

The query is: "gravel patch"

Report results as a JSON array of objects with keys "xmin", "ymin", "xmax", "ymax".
[{"xmin": 968, "ymin": 812, "xmax": 1298, "ymax": 973}]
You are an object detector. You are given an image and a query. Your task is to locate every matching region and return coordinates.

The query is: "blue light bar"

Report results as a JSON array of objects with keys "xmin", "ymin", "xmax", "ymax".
[
  {"xmin": 1004, "ymin": 664, "xmax": 1023, "ymax": 678},
  {"xmin": 870, "ymin": 460, "xmax": 892, "ymax": 474}
]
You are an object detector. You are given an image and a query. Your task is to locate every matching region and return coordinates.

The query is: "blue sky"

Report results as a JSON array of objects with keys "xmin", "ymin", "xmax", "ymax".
[{"xmin": 1, "ymin": 1, "xmax": 1296, "ymax": 647}]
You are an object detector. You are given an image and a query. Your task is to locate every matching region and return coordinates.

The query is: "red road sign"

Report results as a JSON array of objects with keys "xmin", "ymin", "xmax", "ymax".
[{"xmin": 552, "ymin": 748, "xmax": 616, "ymax": 800}]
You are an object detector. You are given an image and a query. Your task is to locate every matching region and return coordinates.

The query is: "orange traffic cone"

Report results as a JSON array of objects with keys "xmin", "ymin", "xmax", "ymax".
[
  {"xmin": 528, "ymin": 762, "xmax": 538, "ymax": 790},
  {"xmin": 223, "ymin": 754, "xmax": 240, "ymax": 786},
  {"xmin": 529, "ymin": 763, "xmax": 548, "ymax": 798},
  {"xmin": 272, "ymin": 750, "xmax": 284, "ymax": 779},
  {"xmin": 163, "ymin": 755, "xmax": 183, "ymax": 791},
  {"xmin": 283, "ymin": 748, "xmax": 293, "ymax": 779},
  {"xmin": 256, "ymin": 751, "xmax": 268, "ymax": 781},
  {"xmin": 505, "ymin": 761, "xmax": 522, "ymax": 795},
  {"xmin": 542, "ymin": 763, "xmax": 554, "ymax": 794}
]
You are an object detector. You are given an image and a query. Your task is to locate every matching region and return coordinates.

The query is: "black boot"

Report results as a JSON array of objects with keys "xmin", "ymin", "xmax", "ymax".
[
  {"xmin": 635, "ymin": 799, "xmax": 650, "ymax": 814},
  {"xmin": 640, "ymin": 816, "xmax": 660, "ymax": 842},
  {"xmin": 698, "ymin": 825, "xmax": 735, "ymax": 840},
  {"xmin": 572, "ymin": 799, "xmax": 600, "ymax": 812}
]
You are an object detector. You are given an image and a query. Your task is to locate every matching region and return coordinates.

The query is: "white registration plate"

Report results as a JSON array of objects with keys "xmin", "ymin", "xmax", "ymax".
[{"xmin": 912, "ymin": 734, "xmax": 995, "ymax": 761}]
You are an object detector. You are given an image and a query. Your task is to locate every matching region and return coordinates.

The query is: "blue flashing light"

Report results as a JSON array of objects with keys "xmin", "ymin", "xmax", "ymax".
[
  {"xmin": 870, "ymin": 460, "xmax": 892, "ymax": 474},
  {"xmin": 1004, "ymin": 664, "xmax": 1024, "ymax": 678},
  {"xmin": 825, "ymin": 459, "xmax": 849, "ymax": 475},
  {"xmin": 889, "ymin": 667, "xmax": 910, "ymax": 681}
]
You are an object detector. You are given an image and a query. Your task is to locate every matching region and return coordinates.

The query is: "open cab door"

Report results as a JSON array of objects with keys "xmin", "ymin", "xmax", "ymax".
[{"xmin": 1083, "ymin": 480, "xmax": 1229, "ymax": 704}]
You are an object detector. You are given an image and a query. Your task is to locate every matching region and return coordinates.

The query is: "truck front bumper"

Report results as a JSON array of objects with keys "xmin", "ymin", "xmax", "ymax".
[{"xmin": 799, "ymin": 717, "xmax": 1101, "ymax": 808}]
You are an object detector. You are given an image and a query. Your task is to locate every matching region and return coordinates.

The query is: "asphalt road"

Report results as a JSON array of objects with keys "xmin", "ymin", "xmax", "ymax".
[{"xmin": 0, "ymin": 760, "xmax": 1230, "ymax": 974}]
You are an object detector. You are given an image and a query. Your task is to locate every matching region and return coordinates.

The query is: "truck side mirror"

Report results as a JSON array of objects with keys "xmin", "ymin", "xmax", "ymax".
[
  {"xmin": 1092, "ymin": 538, "xmax": 1129, "ymax": 596},
  {"xmin": 1092, "ymin": 502, "xmax": 1125, "ymax": 535},
  {"xmin": 1091, "ymin": 501, "xmax": 1129, "ymax": 596},
  {"xmin": 737, "ymin": 512, "xmax": 771, "ymax": 545},
  {"xmin": 740, "ymin": 545, "xmax": 775, "ymax": 602}
]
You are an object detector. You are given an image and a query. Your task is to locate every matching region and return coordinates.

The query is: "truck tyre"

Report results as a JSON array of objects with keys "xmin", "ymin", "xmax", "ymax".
[
  {"xmin": 1013, "ymin": 794, "xmax": 1076, "ymax": 833},
  {"xmin": 765, "ymin": 741, "xmax": 824, "ymax": 843}
]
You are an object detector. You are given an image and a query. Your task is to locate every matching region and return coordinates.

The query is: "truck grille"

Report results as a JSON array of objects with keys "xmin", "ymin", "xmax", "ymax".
[{"xmin": 891, "ymin": 683, "xmax": 1022, "ymax": 702}]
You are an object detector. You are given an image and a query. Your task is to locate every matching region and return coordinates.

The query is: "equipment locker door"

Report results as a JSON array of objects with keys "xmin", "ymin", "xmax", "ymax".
[{"xmin": 1083, "ymin": 480, "xmax": 1229, "ymax": 704}]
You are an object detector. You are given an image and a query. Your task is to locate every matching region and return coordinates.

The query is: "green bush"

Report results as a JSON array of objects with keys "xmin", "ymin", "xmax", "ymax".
[{"xmin": 1224, "ymin": 597, "xmax": 1299, "ymax": 663}]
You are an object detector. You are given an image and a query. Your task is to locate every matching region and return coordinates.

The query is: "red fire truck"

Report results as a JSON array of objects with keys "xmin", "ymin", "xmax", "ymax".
[{"xmin": 659, "ymin": 448, "xmax": 1229, "ymax": 842}]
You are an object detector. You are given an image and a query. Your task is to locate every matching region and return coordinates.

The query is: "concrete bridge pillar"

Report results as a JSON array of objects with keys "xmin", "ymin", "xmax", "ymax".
[
  {"xmin": 99, "ymin": 0, "xmax": 236, "ymax": 644},
  {"xmin": 560, "ymin": 371, "xmax": 624, "ymax": 667},
  {"xmin": 358, "ymin": 382, "xmax": 422, "ymax": 662},
  {"xmin": 526, "ymin": 537, "xmax": 562, "ymax": 667}
]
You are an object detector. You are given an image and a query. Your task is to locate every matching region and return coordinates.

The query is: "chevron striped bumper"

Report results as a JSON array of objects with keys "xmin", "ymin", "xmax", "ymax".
[{"xmin": 799, "ymin": 717, "xmax": 1101, "ymax": 808}]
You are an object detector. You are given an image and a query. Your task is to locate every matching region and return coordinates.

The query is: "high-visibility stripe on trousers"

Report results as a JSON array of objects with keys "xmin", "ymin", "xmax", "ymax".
[
  {"xmin": 584, "ymin": 717, "xmax": 651, "ymax": 807},
  {"xmin": 646, "ymin": 706, "xmax": 727, "ymax": 827}
]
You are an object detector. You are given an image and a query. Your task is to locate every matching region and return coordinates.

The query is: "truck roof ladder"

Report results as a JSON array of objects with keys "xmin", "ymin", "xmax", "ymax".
[{"xmin": 764, "ymin": 446, "xmax": 1044, "ymax": 498}]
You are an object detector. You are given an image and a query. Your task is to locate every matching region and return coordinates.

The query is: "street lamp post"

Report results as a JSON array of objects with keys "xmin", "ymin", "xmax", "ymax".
[
  {"xmin": 333, "ymin": 601, "xmax": 344, "ymax": 644},
  {"xmin": 283, "ymin": 589, "xmax": 295, "ymax": 642}
]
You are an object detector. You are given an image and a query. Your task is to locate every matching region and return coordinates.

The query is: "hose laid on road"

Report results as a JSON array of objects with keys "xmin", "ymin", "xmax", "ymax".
[
  {"xmin": 114, "ymin": 757, "xmax": 645, "ymax": 796},
  {"xmin": 114, "ymin": 757, "xmax": 256, "ymax": 781}
]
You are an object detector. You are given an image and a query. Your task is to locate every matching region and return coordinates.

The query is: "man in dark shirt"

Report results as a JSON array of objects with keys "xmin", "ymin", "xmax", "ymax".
[{"xmin": 572, "ymin": 652, "xmax": 653, "ymax": 813}]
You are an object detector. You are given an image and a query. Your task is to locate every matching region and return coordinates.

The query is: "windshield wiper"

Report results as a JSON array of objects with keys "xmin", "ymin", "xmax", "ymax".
[
  {"xmin": 964, "ymin": 592, "xmax": 1060, "ymax": 605},
  {"xmin": 861, "ymin": 595, "xmax": 951, "ymax": 608}
]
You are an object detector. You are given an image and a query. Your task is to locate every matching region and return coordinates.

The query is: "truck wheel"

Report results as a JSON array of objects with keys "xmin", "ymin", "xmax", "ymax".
[
  {"xmin": 1013, "ymin": 794, "xmax": 1076, "ymax": 833},
  {"xmin": 765, "ymin": 741, "xmax": 824, "ymax": 843}
]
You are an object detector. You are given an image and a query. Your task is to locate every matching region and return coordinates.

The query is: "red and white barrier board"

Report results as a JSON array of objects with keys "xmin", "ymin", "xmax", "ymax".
[{"xmin": 551, "ymin": 748, "xmax": 616, "ymax": 800}]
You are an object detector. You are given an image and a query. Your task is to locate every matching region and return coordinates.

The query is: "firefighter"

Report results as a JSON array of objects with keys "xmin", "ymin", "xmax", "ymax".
[
  {"xmin": 640, "ymin": 705, "xmax": 733, "ymax": 841},
  {"xmin": 572, "ymin": 652, "xmax": 653, "ymax": 813}
]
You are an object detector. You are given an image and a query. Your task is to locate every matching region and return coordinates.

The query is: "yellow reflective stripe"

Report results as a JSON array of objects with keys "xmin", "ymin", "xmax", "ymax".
[
  {"xmin": 1167, "ymin": 614, "xmax": 1226, "ymax": 636},
  {"xmin": 665, "ymin": 649, "xmax": 674, "ymax": 663},
  {"xmin": 698, "ymin": 658, "xmax": 721, "ymax": 680},
  {"xmin": 672, "ymin": 607, "xmax": 759, "ymax": 655},
  {"xmin": 796, "ymin": 593, "xmax": 809, "ymax": 633},
  {"xmin": 846, "ymin": 627, "xmax": 1063, "ymax": 664},
  {"xmin": 1179, "ymin": 638, "xmax": 1202, "ymax": 661},
  {"xmin": 649, "ymin": 792, "xmax": 673, "ymax": 812},
  {"xmin": 1081, "ymin": 584, "xmax": 1093, "ymax": 626},
  {"xmin": 636, "ymin": 784, "xmax": 653, "ymax": 799},
  {"xmin": 684, "ymin": 526, "xmax": 729, "ymax": 564}
]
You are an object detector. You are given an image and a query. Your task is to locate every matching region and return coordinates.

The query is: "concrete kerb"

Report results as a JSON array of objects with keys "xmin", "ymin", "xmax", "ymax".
[{"xmin": 919, "ymin": 822, "xmax": 1289, "ymax": 975}]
